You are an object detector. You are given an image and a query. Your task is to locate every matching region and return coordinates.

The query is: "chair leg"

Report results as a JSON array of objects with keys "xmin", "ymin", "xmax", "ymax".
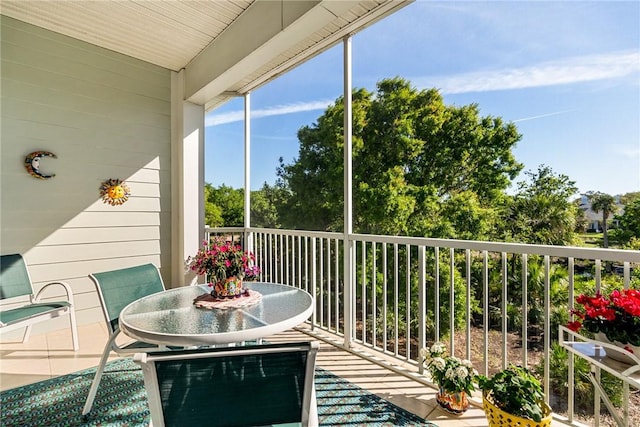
[
  {"xmin": 82, "ymin": 332, "xmax": 118, "ymax": 416},
  {"xmin": 21, "ymin": 325, "xmax": 32, "ymax": 343},
  {"xmin": 69, "ymin": 309, "xmax": 80, "ymax": 351}
]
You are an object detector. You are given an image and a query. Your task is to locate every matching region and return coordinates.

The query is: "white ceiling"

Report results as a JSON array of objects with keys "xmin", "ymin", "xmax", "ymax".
[{"xmin": 1, "ymin": 0, "xmax": 412, "ymax": 109}]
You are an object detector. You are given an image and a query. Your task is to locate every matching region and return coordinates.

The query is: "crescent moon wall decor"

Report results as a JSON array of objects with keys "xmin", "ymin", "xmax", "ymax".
[
  {"xmin": 99, "ymin": 178, "xmax": 131, "ymax": 206},
  {"xmin": 25, "ymin": 151, "xmax": 57, "ymax": 179}
]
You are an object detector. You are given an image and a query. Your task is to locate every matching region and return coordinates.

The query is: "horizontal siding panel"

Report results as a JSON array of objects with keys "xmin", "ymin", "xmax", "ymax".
[
  {"xmin": 29, "ymin": 277, "xmax": 96, "ymax": 301},
  {"xmin": 25, "ymin": 255, "xmax": 163, "ymax": 283},
  {"xmin": 33, "ymin": 277, "xmax": 100, "ymax": 297},
  {"xmin": 2, "ymin": 66, "xmax": 169, "ymax": 114},
  {"xmin": 1, "ymin": 82, "xmax": 170, "ymax": 131},
  {"xmin": 0, "ymin": 211, "xmax": 161, "ymax": 229},
  {"xmin": 86, "ymin": 197, "xmax": 161, "ymax": 212},
  {"xmin": 1, "ymin": 116, "xmax": 171, "ymax": 148},
  {"xmin": 37, "ymin": 226, "xmax": 161, "ymax": 246},
  {"xmin": 1, "ymin": 77, "xmax": 170, "ymax": 129},
  {"xmin": 63, "ymin": 212, "xmax": 162, "ymax": 228},
  {"xmin": 126, "ymin": 181, "xmax": 161, "ymax": 198},
  {"xmin": 2, "ymin": 194, "xmax": 161, "ymax": 214},
  {"xmin": 2, "ymin": 96, "xmax": 169, "ymax": 136},
  {"xmin": 2, "ymin": 30, "xmax": 171, "ymax": 99},
  {"xmin": 0, "ymin": 181, "xmax": 163, "ymax": 204},
  {"xmin": 0, "ymin": 64, "xmax": 169, "ymax": 116},
  {"xmin": 26, "ymin": 240, "xmax": 161, "ymax": 266}
]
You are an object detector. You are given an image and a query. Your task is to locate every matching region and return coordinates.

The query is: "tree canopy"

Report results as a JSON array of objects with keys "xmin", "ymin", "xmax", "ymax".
[
  {"xmin": 505, "ymin": 165, "xmax": 579, "ymax": 245},
  {"xmin": 204, "ymin": 184, "xmax": 243, "ymax": 227},
  {"xmin": 277, "ymin": 78, "xmax": 523, "ymax": 238},
  {"xmin": 615, "ymin": 199, "xmax": 640, "ymax": 248},
  {"xmin": 205, "ymin": 77, "xmax": 638, "ymax": 248}
]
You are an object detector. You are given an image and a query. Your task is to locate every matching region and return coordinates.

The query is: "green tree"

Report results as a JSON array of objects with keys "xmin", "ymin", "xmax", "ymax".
[
  {"xmin": 204, "ymin": 183, "xmax": 224, "ymax": 227},
  {"xmin": 250, "ymin": 183, "xmax": 285, "ymax": 228},
  {"xmin": 573, "ymin": 198, "xmax": 588, "ymax": 232},
  {"xmin": 504, "ymin": 165, "xmax": 579, "ymax": 245},
  {"xmin": 204, "ymin": 184, "xmax": 244, "ymax": 227},
  {"xmin": 619, "ymin": 191, "xmax": 640, "ymax": 205},
  {"xmin": 277, "ymin": 77, "xmax": 523, "ymax": 238},
  {"xmin": 615, "ymin": 199, "xmax": 640, "ymax": 245},
  {"xmin": 588, "ymin": 192, "xmax": 617, "ymax": 248}
]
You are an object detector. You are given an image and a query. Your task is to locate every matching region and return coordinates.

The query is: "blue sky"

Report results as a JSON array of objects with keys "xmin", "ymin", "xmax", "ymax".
[{"xmin": 205, "ymin": 1, "xmax": 640, "ymax": 197}]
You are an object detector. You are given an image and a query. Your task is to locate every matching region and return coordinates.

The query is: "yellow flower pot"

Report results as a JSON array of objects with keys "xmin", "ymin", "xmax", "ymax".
[{"xmin": 482, "ymin": 392, "xmax": 552, "ymax": 427}]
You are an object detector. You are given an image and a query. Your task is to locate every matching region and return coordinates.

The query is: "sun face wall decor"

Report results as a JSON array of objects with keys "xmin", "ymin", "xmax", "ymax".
[
  {"xmin": 25, "ymin": 151, "xmax": 57, "ymax": 179},
  {"xmin": 99, "ymin": 178, "xmax": 131, "ymax": 206}
]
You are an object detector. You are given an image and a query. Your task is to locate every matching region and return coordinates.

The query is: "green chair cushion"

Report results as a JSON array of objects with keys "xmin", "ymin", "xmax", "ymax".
[{"xmin": 0, "ymin": 302, "xmax": 71, "ymax": 326}]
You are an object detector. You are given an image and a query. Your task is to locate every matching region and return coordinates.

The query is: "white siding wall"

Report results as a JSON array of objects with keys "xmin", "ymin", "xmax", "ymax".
[{"xmin": 1, "ymin": 16, "xmax": 172, "ymax": 333}]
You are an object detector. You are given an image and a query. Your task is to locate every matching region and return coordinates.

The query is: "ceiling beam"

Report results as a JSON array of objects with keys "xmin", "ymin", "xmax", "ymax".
[{"xmin": 184, "ymin": 0, "xmax": 361, "ymax": 107}]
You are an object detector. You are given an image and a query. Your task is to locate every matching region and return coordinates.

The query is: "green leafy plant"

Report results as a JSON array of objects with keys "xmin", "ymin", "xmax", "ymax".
[{"xmin": 477, "ymin": 364, "xmax": 547, "ymax": 422}]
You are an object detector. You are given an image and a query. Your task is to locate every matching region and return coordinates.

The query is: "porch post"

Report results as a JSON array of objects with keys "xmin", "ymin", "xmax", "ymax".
[
  {"xmin": 343, "ymin": 35, "xmax": 354, "ymax": 347},
  {"xmin": 244, "ymin": 92, "xmax": 253, "ymax": 252},
  {"xmin": 171, "ymin": 70, "xmax": 204, "ymax": 287}
]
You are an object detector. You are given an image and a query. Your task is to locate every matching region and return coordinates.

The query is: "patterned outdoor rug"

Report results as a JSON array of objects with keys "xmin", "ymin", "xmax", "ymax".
[{"xmin": 1, "ymin": 358, "xmax": 437, "ymax": 426}]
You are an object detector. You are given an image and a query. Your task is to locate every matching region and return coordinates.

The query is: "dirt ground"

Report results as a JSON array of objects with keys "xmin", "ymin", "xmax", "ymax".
[{"xmin": 443, "ymin": 327, "xmax": 640, "ymax": 427}]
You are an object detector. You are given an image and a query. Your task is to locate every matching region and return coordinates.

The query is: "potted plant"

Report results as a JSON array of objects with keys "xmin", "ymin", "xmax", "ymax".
[
  {"xmin": 187, "ymin": 237, "xmax": 260, "ymax": 298},
  {"xmin": 420, "ymin": 342, "xmax": 477, "ymax": 414},
  {"xmin": 567, "ymin": 288, "xmax": 640, "ymax": 362},
  {"xmin": 477, "ymin": 364, "xmax": 552, "ymax": 427}
]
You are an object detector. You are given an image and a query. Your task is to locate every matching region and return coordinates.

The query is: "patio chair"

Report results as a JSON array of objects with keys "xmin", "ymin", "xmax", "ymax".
[
  {"xmin": 82, "ymin": 263, "xmax": 166, "ymax": 417},
  {"xmin": 0, "ymin": 253, "xmax": 79, "ymax": 350},
  {"xmin": 134, "ymin": 341, "xmax": 319, "ymax": 427}
]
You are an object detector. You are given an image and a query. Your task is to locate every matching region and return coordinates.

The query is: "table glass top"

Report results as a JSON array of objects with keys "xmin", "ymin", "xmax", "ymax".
[
  {"xmin": 563, "ymin": 342, "xmax": 640, "ymax": 387},
  {"xmin": 119, "ymin": 282, "xmax": 313, "ymax": 345}
]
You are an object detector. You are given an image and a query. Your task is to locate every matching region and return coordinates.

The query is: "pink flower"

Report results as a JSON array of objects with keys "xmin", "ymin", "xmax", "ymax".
[{"xmin": 186, "ymin": 236, "xmax": 260, "ymax": 284}]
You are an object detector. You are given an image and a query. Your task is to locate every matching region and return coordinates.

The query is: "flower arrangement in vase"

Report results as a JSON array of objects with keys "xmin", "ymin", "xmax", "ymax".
[
  {"xmin": 567, "ymin": 288, "xmax": 640, "ymax": 361},
  {"xmin": 420, "ymin": 342, "xmax": 477, "ymax": 414},
  {"xmin": 187, "ymin": 237, "xmax": 260, "ymax": 298}
]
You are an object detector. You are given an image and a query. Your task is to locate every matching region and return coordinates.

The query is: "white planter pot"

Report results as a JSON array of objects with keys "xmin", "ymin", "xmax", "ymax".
[{"xmin": 595, "ymin": 332, "xmax": 640, "ymax": 365}]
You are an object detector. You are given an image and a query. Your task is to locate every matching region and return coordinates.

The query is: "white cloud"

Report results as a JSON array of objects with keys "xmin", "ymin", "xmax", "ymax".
[
  {"xmin": 415, "ymin": 50, "xmax": 640, "ymax": 94},
  {"xmin": 619, "ymin": 146, "xmax": 640, "ymax": 158},
  {"xmin": 205, "ymin": 51, "xmax": 639, "ymax": 127},
  {"xmin": 207, "ymin": 99, "xmax": 333, "ymax": 126}
]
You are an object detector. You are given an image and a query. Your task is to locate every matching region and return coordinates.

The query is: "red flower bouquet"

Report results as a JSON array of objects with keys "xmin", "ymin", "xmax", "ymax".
[
  {"xmin": 187, "ymin": 237, "xmax": 260, "ymax": 285},
  {"xmin": 568, "ymin": 289, "xmax": 640, "ymax": 347}
]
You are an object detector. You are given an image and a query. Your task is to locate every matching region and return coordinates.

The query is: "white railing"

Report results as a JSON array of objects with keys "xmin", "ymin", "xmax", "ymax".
[{"xmin": 205, "ymin": 226, "xmax": 640, "ymax": 426}]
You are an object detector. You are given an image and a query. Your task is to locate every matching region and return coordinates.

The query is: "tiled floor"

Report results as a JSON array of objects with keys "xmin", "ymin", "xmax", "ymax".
[{"xmin": 0, "ymin": 322, "xmax": 492, "ymax": 427}]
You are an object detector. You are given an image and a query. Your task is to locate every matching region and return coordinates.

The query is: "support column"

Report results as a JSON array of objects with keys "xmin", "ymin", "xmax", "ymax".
[
  {"xmin": 343, "ymin": 35, "xmax": 353, "ymax": 347},
  {"xmin": 171, "ymin": 70, "xmax": 205, "ymax": 287},
  {"xmin": 244, "ymin": 93, "xmax": 253, "ymax": 252}
]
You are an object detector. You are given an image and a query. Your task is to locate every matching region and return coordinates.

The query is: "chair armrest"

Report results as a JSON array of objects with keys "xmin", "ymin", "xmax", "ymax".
[{"xmin": 32, "ymin": 281, "xmax": 75, "ymax": 305}]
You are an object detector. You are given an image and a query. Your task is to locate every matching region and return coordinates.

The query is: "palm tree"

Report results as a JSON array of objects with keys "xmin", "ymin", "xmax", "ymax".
[{"xmin": 588, "ymin": 192, "xmax": 617, "ymax": 248}]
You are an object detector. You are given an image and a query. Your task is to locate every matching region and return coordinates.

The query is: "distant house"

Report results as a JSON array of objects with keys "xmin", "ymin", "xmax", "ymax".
[{"xmin": 578, "ymin": 195, "xmax": 624, "ymax": 232}]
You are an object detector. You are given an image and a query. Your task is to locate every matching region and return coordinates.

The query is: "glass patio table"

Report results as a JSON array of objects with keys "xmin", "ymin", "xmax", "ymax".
[{"xmin": 119, "ymin": 282, "xmax": 314, "ymax": 347}]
